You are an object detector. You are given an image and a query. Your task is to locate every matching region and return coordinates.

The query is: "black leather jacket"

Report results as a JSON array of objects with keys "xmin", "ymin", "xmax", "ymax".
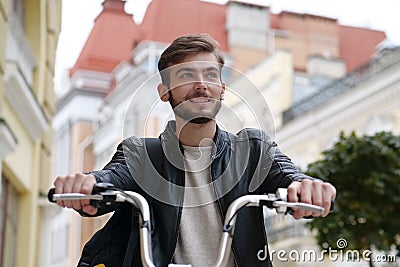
[{"xmin": 91, "ymin": 121, "xmax": 313, "ymax": 267}]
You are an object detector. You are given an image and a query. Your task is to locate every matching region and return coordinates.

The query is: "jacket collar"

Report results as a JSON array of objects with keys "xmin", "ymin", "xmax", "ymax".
[{"xmin": 160, "ymin": 120, "xmax": 230, "ymax": 160}]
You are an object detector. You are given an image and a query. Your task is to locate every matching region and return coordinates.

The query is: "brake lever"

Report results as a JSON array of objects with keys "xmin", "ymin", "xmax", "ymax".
[
  {"xmin": 273, "ymin": 201, "xmax": 324, "ymax": 214},
  {"xmin": 273, "ymin": 188, "xmax": 334, "ymax": 218},
  {"xmin": 88, "ymin": 183, "xmax": 117, "ymax": 208}
]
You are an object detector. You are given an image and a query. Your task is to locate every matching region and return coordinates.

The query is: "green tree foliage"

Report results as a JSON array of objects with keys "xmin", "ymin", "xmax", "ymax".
[{"xmin": 305, "ymin": 131, "xmax": 400, "ymax": 263}]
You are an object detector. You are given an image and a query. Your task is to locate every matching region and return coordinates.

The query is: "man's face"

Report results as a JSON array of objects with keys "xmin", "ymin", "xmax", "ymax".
[{"xmin": 159, "ymin": 52, "xmax": 226, "ymax": 124}]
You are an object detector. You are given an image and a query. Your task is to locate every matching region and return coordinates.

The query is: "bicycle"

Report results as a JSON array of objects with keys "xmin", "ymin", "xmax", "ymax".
[{"xmin": 48, "ymin": 183, "xmax": 331, "ymax": 267}]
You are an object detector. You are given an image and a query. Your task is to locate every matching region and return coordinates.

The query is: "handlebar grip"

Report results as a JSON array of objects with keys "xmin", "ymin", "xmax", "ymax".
[
  {"xmin": 47, "ymin": 183, "xmax": 116, "ymax": 204},
  {"xmin": 302, "ymin": 198, "xmax": 335, "ymax": 219},
  {"xmin": 48, "ymin": 188, "xmax": 56, "ymax": 203}
]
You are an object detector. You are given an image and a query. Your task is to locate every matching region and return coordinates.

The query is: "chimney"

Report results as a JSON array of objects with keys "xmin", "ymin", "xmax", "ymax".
[
  {"xmin": 102, "ymin": 0, "xmax": 125, "ymax": 12},
  {"xmin": 226, "ymin": 1, "xmax": 270, "ymax": 51}
]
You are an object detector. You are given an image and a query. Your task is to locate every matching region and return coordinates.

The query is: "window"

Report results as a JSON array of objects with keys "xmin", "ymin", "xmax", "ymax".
[
  {"xmin": 50, "ymin": 225, "xmax": 69, "ymax": 263},
  {"xmin": 0, "ymin": 176, "xmax": 19, "ymax": 267},
  {"xmin": 54, "ymin": 125, "xmax": 71, "ymax": 176},
  {"xmin": 11, "ymin": 0, "xmax": 24, "ymax": 28}
]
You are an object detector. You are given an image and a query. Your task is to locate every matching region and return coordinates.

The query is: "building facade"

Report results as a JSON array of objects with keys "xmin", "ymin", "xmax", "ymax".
[
  {"xmin": 0, "ymin": 0, "xmax": 61, "ymax": 266},
  {"xmin": 267, "ymin": 46, "xmax": 400, "ymax": 267}
]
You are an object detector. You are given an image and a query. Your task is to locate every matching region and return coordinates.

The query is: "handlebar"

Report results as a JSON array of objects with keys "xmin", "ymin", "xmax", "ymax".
[
  {"xmin": 49, "ymin": 183, "xmax": 155, "ymax": 266},
  {"xmin": 48, "ymin": 184, "xmax": 333, "ymax": 267}
]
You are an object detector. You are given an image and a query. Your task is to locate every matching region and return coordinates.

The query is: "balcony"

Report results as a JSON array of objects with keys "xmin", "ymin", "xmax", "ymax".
[
  {"xmin": 3, "ymin": 15, "xmax": 49, "ymax": 140},
  {"xmin": 5, "ymin": 15, "xmax": 36, "ymax": 85},
  {"xmin": 282, "ymin": 47, "xmax": 400, "ymax": 124}
]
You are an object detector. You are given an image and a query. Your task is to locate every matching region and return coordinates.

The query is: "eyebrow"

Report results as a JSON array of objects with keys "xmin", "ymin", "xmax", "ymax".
[
  {"xmin": 205, "ymin": 66, "xmax": 220, "ymax": 72},
  {"xmin": 174, "ymin": 66, "xmax": 220, "ymax": 76},
  {"xmin": 175, "ymin": 67, "xmax": 194, "ymax": 76}
]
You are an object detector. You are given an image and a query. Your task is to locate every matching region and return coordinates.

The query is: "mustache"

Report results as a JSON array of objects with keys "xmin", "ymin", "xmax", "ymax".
[{"xmin": 185, "ymin": 92, "xmax": 211, "ymax": 100}]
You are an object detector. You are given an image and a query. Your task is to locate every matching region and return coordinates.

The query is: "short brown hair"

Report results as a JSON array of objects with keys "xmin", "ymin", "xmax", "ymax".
[{"xmin": 158, "ymin": 33, "xmax": 225, "ymax": 85}]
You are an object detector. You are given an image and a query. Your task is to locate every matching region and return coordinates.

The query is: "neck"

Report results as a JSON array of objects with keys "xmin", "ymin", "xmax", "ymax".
[{"xmin": 175, "ymin": 117, "xmax": 216, "ymax": 147}]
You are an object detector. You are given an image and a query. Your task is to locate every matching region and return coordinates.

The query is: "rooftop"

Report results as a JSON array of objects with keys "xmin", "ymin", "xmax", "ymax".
[{"xmin": 70, "ymin": 0, "xmax": 387, "ymax": 84}]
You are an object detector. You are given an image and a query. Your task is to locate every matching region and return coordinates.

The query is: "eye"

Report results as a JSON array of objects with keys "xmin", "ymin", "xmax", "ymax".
[
  {"xmin": 206, "ymin": 72, "xmax": 219, "ymax": 79},
  {"xmin": 181, "ymin": 72, "xmax": 193, "ymax": 78}
]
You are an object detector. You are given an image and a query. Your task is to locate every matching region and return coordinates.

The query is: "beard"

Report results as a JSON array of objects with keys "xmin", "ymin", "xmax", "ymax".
[{"xmin": 169, "ymin": 91, "xmax": 222, "ymax": 124}]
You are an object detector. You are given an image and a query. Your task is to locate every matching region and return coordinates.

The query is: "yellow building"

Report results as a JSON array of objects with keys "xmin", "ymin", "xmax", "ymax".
[{"xmin": 0, "ymin": 0, "xmax": 61, "ymax": 266}]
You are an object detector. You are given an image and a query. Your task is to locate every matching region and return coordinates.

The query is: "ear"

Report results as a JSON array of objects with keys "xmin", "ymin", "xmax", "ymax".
[
  {"xmin": 220, "ymin": 82, "xmax": 226, "ymax": 100},
  {"xmin": 157, "ymin": 83, "xmax": 169, "ymax": 102}
]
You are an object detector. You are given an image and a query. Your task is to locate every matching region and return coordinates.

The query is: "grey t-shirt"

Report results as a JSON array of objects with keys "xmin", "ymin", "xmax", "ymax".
[{"xmin": 173, "ymin": 145, "xmax": 235, "ymax": 267}]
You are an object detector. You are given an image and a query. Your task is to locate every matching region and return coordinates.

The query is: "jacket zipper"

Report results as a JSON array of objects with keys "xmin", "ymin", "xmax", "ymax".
[
  {"xmin": 169, "ymin": 171, "xmax": 185, "ymax": 264},
  {"xmin": 211, "ymin": 154, "xmax": 239, "ymax": 267}
]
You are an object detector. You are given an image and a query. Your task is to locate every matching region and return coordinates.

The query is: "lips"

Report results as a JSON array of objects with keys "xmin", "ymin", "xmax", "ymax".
[{"xmin": 188, "ymin": 97, "xmax": 210, "ymax": 103}]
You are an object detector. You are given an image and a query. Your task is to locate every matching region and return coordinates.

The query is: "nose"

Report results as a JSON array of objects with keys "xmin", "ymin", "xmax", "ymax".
[{"xmin": 194, "ymin": 75, "xmax": 208, "ymax": 90}]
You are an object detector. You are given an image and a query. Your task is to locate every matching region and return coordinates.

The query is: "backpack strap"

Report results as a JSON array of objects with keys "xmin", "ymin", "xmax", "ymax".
[
  {"xmin": 143, "ymin": 137, "xmax": 163, "ymax": 176},
  {"xmin": 122, "ymin": 137, "xmax": 163, "ymax": 267}
]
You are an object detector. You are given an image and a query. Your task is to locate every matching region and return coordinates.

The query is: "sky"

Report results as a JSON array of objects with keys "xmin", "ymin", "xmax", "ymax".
[{"xmin": 54, "ymin": 0, "xmax": 400, "ymax": 93}]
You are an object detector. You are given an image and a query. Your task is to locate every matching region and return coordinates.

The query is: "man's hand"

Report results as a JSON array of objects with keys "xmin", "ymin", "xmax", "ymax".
[
  {"xmin": 287, "ymin": 180, "xmax": 336, "ymax": 219},
  {"xmin": 54, "ymin": 173, "xmax": 97, "ymax": 215}
]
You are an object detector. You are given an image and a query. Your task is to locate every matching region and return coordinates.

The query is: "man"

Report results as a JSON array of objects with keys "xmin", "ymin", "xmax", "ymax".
[{"xmin": 54, "ymin": 33, "xmax": 336, "ymax": 267}]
